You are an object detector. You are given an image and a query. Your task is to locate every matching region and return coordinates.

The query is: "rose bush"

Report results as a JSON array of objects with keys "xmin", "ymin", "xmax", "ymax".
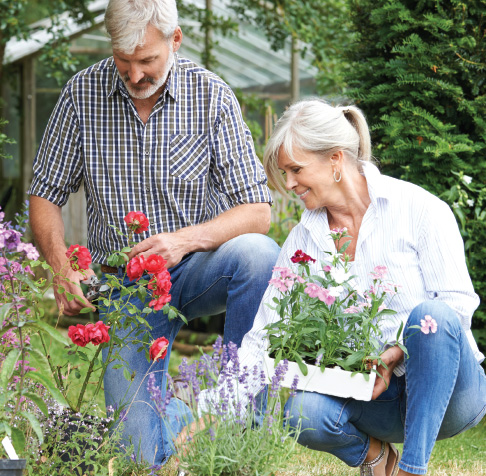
[{"xmin": 0, "ymin": 207, "xmax": 186, "ymax": 460}]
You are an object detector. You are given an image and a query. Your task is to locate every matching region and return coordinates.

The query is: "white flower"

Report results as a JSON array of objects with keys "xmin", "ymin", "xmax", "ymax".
[
  {"xmin": 467, "ymin": 199, "xmax": 474, "ymax": 207},
  {"xmin": 329, "ymin": 285, "xmax": 344, "ymax": 297},
  {"xmin": 462, "ymin": 175, "xmax": 472, "ymax": 185},
  {"xmin": 452, "ymin": 202, "xmax": 459, "ymax": 209},
  {"xmin": 330, "ymin": 267, "xmax": 349, "ymax": 284}
]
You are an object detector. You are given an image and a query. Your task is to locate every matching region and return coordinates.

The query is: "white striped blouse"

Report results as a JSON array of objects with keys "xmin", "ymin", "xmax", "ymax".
[{"xmin": 198, "ymin": 162, "xmax": 483, "ymax": 413}]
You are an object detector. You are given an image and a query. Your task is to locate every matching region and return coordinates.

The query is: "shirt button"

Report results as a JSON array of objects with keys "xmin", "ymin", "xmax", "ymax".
[
  {"xmin": 145, "ymin": 187, "xmax": 150, "ymax": 192},
  {"xmin": 144, "ymin": 150, "xmax": 150, "ymax": 155}
]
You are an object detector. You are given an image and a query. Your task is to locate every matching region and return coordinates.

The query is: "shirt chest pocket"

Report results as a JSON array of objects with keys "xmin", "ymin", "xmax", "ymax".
[{"xmin": 169, "ymin": 134, "xmax": 210, "ymax": 181}]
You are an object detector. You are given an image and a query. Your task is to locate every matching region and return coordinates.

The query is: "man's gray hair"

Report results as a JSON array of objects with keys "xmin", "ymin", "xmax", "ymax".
[
  {"xmin": 263, "ymin": 98, "xmax": 372, "ymax": 194},
  {"xmin": 105, "ymin": 0, "xmax": 178, "ymax": 53}
]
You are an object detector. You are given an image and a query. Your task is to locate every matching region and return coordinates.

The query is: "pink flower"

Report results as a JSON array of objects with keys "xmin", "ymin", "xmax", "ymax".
[
  {"xmin": 323, "ymin": 265, "xmax": 332, "ymax": 273},
  {"xmin": 304, "ymin": 283, "xmax": 335, "ymax": 306},
  {"xmin": 86, "ymin": 321, "xmax": 110, "ymax": 345},
  {"xmin": 149, "ymin": 294, "xmax": 172, "ymax": 311},
  {"xmin": 269, "ymin": 277, "xmax": 292, "ymax": 293},
  {"xmin": 304, "ymin": 283, "xmax": 322, "ymax": 298},
  {"xmin": 149, "ymin": 336, "xmax": 169, "ymax": 361},
  {"xmin": 124, "ymin": 211, "xmax": 149, "ymax": 234},
  {"xmin": 144, "ymin": 254, "xmax": 167, "ymax": 274},
  {"xmin": 67, "ymin": 324, "xmax": 90, "ymax": 347},
  {"xmin": 127, "ymin": 255, "xmax": 146, "ymax": 281},
  {"xmin": 421, "ymin": 315, "xmax": 438, "ymax": 334},
  {"xmin": 344, "ymin": 305, "xmax": 360, "ymax": 314},
  {"xmin": 66, "ymin": 244, "xmax": 92, "ymax": 271},
  {"xmin": 370, "ymin": 265, "xmax": 388, "ymax": 280}
]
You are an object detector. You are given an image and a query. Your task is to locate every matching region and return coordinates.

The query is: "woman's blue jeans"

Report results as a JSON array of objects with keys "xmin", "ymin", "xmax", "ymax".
[
  {"xmin": 99, "ymin": 233, "xmax": 280, "ymax": 464},
  {"xmin": 285, "ymin": 301, "xmax": 486, "ymax": 475}
]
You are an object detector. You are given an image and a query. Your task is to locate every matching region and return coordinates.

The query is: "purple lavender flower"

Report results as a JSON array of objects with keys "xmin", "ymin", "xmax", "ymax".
[
  {"xmin": 208, "ymin": 427, "xmax": 216, "ymax": 441},
  {"xmin": 289, "ymin": 375, "xmax": 299, "ymax": 397},
  {"xmin": 147, "ymin": 372, "xmax": 164, "ymax": 415},
  {"xmin": 270, "ymin": 359, "xmax": 289, "ymax": 398},
  {"xmin": 315, "ymin": 353, "xmax": 323, "ymax": 367}
]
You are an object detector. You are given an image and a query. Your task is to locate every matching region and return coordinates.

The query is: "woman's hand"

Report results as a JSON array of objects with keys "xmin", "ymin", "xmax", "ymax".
[{"xmin": 371, "ymin": 345, "xmax": 404, "ymax": 400}]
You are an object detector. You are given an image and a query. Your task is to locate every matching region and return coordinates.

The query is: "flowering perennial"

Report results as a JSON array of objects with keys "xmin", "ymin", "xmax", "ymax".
[
  {"xmin": 65, "ymin": 244, "xmax": 92, "ymax": 271},
  {"xmin": 124, "ymin": 211, "xmax": 149, "ymax": 234}
]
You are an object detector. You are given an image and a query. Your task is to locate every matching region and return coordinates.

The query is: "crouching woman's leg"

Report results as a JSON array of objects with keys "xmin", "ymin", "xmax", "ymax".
[
  {"xmin": 283, "ymin": 391, "xmax": 370, "ymax": 467},
  {"xmin": 401, "ymin": 300, "xmax": 486, "ymax": 475}
]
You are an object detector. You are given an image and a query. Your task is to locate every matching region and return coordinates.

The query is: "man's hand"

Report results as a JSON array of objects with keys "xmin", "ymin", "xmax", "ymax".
[
  {"xmin": 53, "ymin": 265, "xmax": 96, "ymax": 316},
  {"xmin": 128, "ymin": 232, "xmax": 189, "ymax": 268},
  {"xmin": 371, "ymin": 345, "xmax": 404, "ymax": 400}
]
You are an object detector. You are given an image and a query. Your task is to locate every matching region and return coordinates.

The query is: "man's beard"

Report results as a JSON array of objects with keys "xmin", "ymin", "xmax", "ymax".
[{"xmin": 120, "ymin": 49, "xmax": 174, "ymax": 100}]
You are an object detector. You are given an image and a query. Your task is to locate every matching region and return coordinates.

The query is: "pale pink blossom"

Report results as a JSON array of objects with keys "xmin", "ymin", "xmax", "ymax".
[
  {"xmin": 17, "ymin": 242, "xmax": 40, "ymax": 260},
  {"xmin": 370, "ymin": 265, "xmax": 388, "ymax": 280},
  {"xmin": 344, "ymin": 305, "xmax": 360, "ymax": 314},
  {"xmin": 378, "ymin": 304, "xmax": 387, "ymax": 312},
  {"xmin": 304, "ymin": 283, "xmax": 322, "ymax": 299},
  {"xmin": 269, "ymin": 278, "xmax": 290, "ymax": 293},
  {"xmin": 323, "ymin": 265, "xmax": 332, "ymax": 273},
  {"xmin": 421, "ymin": 315, "xmax": 438, "ymax": 334}
]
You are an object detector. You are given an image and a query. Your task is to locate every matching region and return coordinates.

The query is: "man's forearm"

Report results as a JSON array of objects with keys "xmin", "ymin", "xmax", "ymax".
[
  {"xmin": 29, "ymin": 195, "xmax": 69, "ymax": 272},
  {"xmin": 176, "ymin": 202, "xmax": 271, "ymax": 253}
]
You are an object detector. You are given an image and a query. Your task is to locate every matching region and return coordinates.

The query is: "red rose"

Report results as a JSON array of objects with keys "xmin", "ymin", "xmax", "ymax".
[
  {"xmin": 149, "ymin": 294, "xmax": 172, "ymax": 310},
  {"xmin": 66, "ymin": 244, "xmax": 92, "ymax": 271},
  {"xmin": 149, "ymin": 336, "xmax": 169, "ymax": 361},
  {"xmin": 127, "ymin": 255, "xmax": 146, "ymax": 281},
  {"xmin": 86, "ymin": 321, "xmax": 110, "ymax": 345},
  {"xmin": 124, "ymin": 211, "xmax": 149, "ymax": 234},
  {"xmin": 290, "ymin": 249, "xmax": 316, "ymax": 264},
  {"xmin": 144, "ymin": 254, "xmax": 167, "ymax": 274},
  {"xmin": 148, "ymin": 269, "xmax": 172, "ymax": 296},
  {"xmin": 68, "ymin": 324, "xmax": 90, "ymax": 347}
]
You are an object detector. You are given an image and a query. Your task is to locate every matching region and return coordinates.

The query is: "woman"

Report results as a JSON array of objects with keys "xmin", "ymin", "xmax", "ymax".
[{"xmin": 197, "ymin": 99, "xmax": 486, "ymax": 475}]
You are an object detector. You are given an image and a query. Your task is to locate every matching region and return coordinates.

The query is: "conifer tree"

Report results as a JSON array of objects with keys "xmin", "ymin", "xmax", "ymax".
[{"xmin": 345, "ymin": 0, "xmax": 486, "ymax": 349}]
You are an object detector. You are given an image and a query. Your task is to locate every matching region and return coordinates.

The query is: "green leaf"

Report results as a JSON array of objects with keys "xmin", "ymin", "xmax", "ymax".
[
  {"xmin": 28, "ymin": 321, "xmax": 70, "ymax": 346},
  {"xmin": 23, "ymin": 392, "xmax": 49, "ymax": 417},
  {"xmin": 80, "ymin": 307, "xmax": 92, "ymax": 314},
  {"xmin": 28, "ymin": 372, "xmax": 68, "ymax": 407},
  {"xmin": 0, "ymin": 303, "xmax": 13, "ymax": 327},
  {"xmin": 293, "ymin": 353, "xmax": 308, "ymax": 376},
  {"xmin": 27, "ymin": 347, "xmax": 53, "ymax": 379},
  {"xmin": 0, "ymin": 348, "xmax": 21, "ymax": 389},
  {"xmin": 10, "ymin": 427, "xmax": 26, "ymax": 454},
  {"xmin": 13, "ymin": 272, "xmax": 41, "ymax": 293},
  {"xmin": 123, "ymin": 367, "xmax": 132, "ymax": 381},
  {"xmin": 20, "ymin": 411, "xmax": 44, "ymax": 444}
]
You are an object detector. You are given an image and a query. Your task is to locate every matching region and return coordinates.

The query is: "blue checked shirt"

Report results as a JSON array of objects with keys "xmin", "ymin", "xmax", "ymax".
[{"xmin": 29, "ymin": 55, "xmax": 272, "ymax": 264}]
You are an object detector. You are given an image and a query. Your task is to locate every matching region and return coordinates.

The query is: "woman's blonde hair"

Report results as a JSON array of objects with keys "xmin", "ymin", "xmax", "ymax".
[
  {"xmin": 263, "ymin": 99, "xmax": 372, "ymax": 194},
  {"xmin": 105, "ymin": 0, "xmax": 178, "ymax": 53}
]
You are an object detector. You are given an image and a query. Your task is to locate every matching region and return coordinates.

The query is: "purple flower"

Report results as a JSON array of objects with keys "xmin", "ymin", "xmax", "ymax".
[
  {"xmin": 289, "ymin": 375, "xmax": 299, "ymax": 397},
  {"xmin": 0, "ymin": 229, "xmax": 21, "ymax": 251},
  {"xmin": 17, "ymin": 242, "xmax": 39, "ymax": 260}
]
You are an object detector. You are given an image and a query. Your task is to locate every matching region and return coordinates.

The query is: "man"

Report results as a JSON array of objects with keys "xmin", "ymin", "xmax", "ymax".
[{"xmin": 29, "ymin": 0, "xmax": 280, "ymax": 464}]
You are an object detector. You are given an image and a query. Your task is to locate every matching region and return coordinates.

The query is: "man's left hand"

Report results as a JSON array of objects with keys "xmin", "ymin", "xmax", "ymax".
[{"xmin": 128, "ymin": 232, "xmax": 189, "ymax": 268}]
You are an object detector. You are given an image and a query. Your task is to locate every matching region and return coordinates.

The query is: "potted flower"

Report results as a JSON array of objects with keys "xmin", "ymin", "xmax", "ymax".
[
  {"xmin": 0, "ymin": 206, "xmax": 185, "ymax": 471},
  {"xmin": 263, "ymin": 228, "xmax": 405, "ymax": 401}
]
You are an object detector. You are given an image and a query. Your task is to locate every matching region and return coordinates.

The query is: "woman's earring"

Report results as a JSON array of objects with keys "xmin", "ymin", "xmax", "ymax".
[{"xmin": 333, "ymin": 170, "xmax": 342, "ymax": 183}]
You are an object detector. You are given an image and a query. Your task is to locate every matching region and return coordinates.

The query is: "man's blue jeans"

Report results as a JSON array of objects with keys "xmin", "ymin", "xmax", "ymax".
[
  {"xmin": 99, "ymin": 233, "xmax": 280, "ymax": 464},
  {"xmin": 285, "ymin": 301, "xmax": 486, "ymax": 475}
]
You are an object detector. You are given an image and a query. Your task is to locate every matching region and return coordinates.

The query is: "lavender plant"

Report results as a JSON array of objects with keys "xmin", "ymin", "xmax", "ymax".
[
  {"xmin": 265, "ymin": 228, "xmax": 404, "ymax": 378},
  {"xmin": 147, "ymin": 337, "xmax": 301, "ymax": 476}
]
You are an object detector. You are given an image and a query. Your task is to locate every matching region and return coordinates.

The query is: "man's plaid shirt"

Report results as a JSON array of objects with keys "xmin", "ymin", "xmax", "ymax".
[{"xmin": 29, "ymin": 55, "xmax": 272, "ymax": 265}]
